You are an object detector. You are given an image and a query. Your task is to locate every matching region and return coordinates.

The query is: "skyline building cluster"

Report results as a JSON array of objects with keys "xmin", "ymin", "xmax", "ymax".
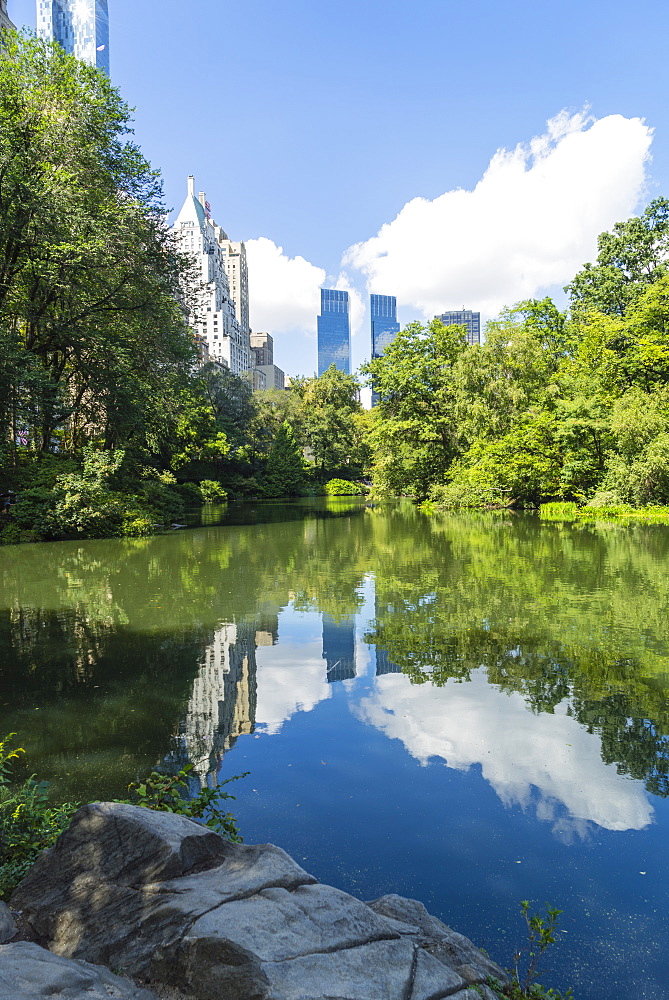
[
  {"xmin": 37, "ymin": 0, "xmax": 110, "ymax": 75},
  {"xmin": 317, "ymin": 290, "xmax": 479, "ymax": 397},
  {"xmin": 29, "ymin": 0, "xmax": 481, "ymax": 385}
]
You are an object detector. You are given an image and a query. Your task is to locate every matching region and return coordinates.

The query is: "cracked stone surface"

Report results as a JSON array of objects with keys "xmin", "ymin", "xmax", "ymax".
[
  {"xmin": 12, "ymin": 802, "xmax": 509, "ymax": 1000},
  {"xmin": 0, "ymin": 942, "xmax": 156, "ymax": 999}
]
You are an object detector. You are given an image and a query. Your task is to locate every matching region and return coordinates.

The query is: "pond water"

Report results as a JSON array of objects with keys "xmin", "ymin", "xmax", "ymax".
[{"xmin": 1, "ymin": 500, "xmax": 668, "ymax": 999}]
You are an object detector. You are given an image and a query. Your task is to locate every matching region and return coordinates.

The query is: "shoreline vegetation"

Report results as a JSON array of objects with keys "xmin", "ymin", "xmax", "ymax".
[{"xmin": 4, "ymin": 31, "xmax": 669, "ymax": 546}]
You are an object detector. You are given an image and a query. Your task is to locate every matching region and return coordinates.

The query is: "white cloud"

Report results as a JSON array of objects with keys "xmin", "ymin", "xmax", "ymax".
[
  {"xmin": 245, "ymin": 237, "xmax": 326, "ymax": 335},
  {"xmin": 254, "ymin": 637, "xmax": 331, "ymax": 735},
  {"xmin": 342, "ymin": 110, "xmax": 653, "ymax": 320},
  {"xmin": 354, "ymin": 669, "xmax": 653, "ymax": 835}
]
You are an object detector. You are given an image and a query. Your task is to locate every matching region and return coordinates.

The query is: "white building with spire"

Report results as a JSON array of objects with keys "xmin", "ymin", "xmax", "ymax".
[
  {"xmin": 172, "ymin": 177, "xmax": 250, "ymax": 374},
  {"xmin": 0, "ymin": 0, "xmax": 15, "ymax": 32}
]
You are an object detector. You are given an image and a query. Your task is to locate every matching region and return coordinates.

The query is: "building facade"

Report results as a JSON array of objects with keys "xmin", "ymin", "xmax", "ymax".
[
  {"xmin": 317, "ymin": 288, "xmax": 350, "ymax": 376},
  {"xmin": 172, "ymin": 176, "xmax": 250, "ymax": 375},
  {"xmin": 37, "ymin": 0, "xmax": 110, "ymax": 75},
  {"xmin": 250, "ymin": 332, "xmax": 274, "ymax": 368},
  {"xmin": 436, "ymin": 309, "xmax": 481, "ymax": 346},
  {"xmin": 256, "ymin": 364, "xmax": 285, "ymax": 391},
  {"xmin": 1, "ymin": 0, "xmax": 15, "ymax": 32},
  {"xmin": 370, "ymin": 293, "xmax": 400, "ymax": 406},
  {"xmin": 215, "ymin": 232, "xmax": 250, "ymax": 344}
]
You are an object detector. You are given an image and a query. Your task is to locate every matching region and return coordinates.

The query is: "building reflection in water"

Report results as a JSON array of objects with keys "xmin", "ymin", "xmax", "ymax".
[
  {"xmin": 375, "ymin": 647, "xmax": 402, "ymax": 676},
  {"xmin": 179, "ymin": 622, "xmax": 257, "ymax": 786},
  {"xmin": 322, "ymin": 614, "xmax": 356, "ymax": 683}
]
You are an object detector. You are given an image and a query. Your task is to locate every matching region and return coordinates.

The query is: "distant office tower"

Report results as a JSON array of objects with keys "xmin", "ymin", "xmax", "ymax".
[
  {"xmin": 317, "ymin": 289, "xmax": 350, "ymax": 376},
  {"xmin": 0, "ymin": 0, "xmax": 15, "ymax": 32},
  {"xmin": 250, "ymin": 332, "xmax": 285, "ymax": 390},
  {"xmin": 371, "ymin": 294, "xmax": 400, "ymax": 358},
  {"xmin": 370, "ymin": 294, "xmax": 400, "ymax": 405},
  {"xmin": 172, "ymin": 176, "xmax": 250, "ymax": 374},
  {"xmin": 322, "ymin": 614, "xmax": 356, "ymax": 683},
  {"xmin": 436, "ymin": 309, "xmax": 481, "ymax": 346},
  {"xmin": 37, "ymin": 0, "xmax": 110, "ymax": 75}
]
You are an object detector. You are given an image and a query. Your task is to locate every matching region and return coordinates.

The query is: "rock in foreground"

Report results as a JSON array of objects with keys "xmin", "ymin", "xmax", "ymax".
[
  {"xmin": 0, "ymin": 942, "xmax": 156, "ymax": 999},
  {"xmin": 12, "ymin": 802, "xmax": 508, "ymax": 1000}
]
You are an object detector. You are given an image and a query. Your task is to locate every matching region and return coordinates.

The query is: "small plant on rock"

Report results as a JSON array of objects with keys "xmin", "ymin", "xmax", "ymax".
[
  {"xmin": 486, "ymin": 901, "xmax": 574, "ymax": 999},
  {"xmin": 126, "ymin": 762, "xmax": 248, "ymax": 843}
]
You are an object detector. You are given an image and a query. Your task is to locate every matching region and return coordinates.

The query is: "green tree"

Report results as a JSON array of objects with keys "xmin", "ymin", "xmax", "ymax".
[
  {"xmin": 566, "ymin": 197, "xmax": 669, "ymax": 317},
  {"xmin": 0, "ymin": 31, "xmax": 196, "ymax": 460},
  {"xmin": 301, "ymin": 366, "xmax": 366, "ymax": 479},
  {"xmin": 260, "ymin": 421, "xmax": 306, "ymax": 498},
  {"xmin": 362, "ymin": 320, "xmax": 467, "ymax": 498}
]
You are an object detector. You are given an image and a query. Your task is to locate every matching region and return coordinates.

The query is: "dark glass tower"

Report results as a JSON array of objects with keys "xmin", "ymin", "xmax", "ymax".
[
  {"xmin": 322, "ymin": 614, "xmax": 356, "ymax": 683},
  {"xmin": 436, "ymin": 309, "xmax": 481, "ymax": 345},
  {"xmin": 317, "ymin": 288, "xmax": 350, "ymax": 376},
  {"xmin": 370, "ymin": 293, "xmax": 400, "ymax": 405}
]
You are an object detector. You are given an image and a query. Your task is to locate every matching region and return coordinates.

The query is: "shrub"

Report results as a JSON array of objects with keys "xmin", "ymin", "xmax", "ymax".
[
  {"xmin": 198, "ymin": 480, "xmax": 228, "ymax": 503},
  {"xmin": 0, "ymin": 735, "xmax": 248, "ymax": 900},
  {"xmin": 175, "ymin": 481, "xmax": 204, "ymax": 504},
  {"xmin": 426, "ymin": 481, "xmax": 510, "ymax": 509},
  {"xmin": 126, "ymin": 763, "xmax": 247, "ymax": 843},
  {"xmin": 0, "ymin": 735, "xmax": 78, "ymax": 900},
  {"xmin": 324, "ymin": 479, "xmax": 367, "ymax": 496}
]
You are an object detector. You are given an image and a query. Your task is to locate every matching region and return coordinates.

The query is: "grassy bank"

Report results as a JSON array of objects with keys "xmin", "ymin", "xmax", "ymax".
[{"xmin": 539, "ymin": 501, "xmax": 669, "ymax": 522}]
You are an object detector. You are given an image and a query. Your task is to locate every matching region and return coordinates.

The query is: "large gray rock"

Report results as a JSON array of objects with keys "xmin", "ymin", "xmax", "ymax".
[
  {"xmin": 0, "ymin": 941, "xmax": 156, "ymax": 999},
  {"xmin": 12, "ymin": 802, "xmax": 508, "ymax": 1000},
  {"xmin": 0, "ymin": 904, "xmax": 15, "ymax": 945},
  {"xmin": 368, "ymin": 894, "xmax": 508, "ymax": 986}
]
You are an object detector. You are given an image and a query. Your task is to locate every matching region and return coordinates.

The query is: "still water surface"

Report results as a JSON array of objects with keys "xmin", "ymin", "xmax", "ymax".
[{"xmin": 1, "ymin": 500, "xmax": 669, "ymax": 998}]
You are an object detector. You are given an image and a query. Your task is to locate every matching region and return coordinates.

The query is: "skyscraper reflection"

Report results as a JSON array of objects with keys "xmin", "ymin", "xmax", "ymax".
[{"xmin": 322, "ymin": 614, "xmax": 356, "ymax": 683}]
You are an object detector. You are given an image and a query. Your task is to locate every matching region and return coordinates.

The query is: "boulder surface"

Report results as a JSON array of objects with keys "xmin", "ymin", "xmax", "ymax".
[
  {"xmin": 12, "ymin": 802, "xmax": 509, "ymax": 1000},
  {"xmin": 0, "ymin": 941, "xmax": 156, "ymax": 999}
]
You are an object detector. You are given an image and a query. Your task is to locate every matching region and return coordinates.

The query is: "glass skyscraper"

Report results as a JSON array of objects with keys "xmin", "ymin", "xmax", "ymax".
[
  {"xmin": 436, "ymin": 309, "xmax": 481, "ymax": 345},
  {"xmin": 370, "ymin": 294, "xmax": 399, "ymax": 405},
  {"xmin": 37, "ymin": 0, "xmax": 110, "ymax": 75},
  {"xmin": 371, "ymin": 294, "xmax": 400, "ymax": 358},
  {"xmin": 317, "ymin": 288, "xmax": 350, "ymax": 376}
]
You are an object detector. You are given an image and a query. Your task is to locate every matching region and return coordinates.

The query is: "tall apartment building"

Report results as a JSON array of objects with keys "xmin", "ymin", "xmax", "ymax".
[
  {"xmin": 436, "ymin": 309, "xmax": 481, "ymax": 346},
  {"xmin": 214, "ymin": 231, "xmax": 250, "ymax": 343},
  {"xmin": 37, "ymin": 0, "xmax": 110, "ymax": 75},
  {"xmin": 0, "ymin": 1, "xmax": 15, "ymax": 32},
  {"xmin": 172, "ymin": 176, "xmax": 250, "ymax": 374},
  {"xmin": 370, "ymin": 294, "xmax": 400, "ymax": 406},
  {"xmin": 317, "ymin": 288, "xmax": 350, "ymax": 376}
]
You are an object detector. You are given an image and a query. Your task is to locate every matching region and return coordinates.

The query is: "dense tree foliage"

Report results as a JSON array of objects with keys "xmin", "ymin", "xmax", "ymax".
[{"xmin": 363, "ymin": 210, "xmax": 669, "ymax": 506}]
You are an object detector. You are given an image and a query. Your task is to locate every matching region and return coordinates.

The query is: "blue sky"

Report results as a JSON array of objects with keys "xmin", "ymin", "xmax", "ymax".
[{"xmin": 10, "ymin": 0, "xmax": 669, "ymax": 376}]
